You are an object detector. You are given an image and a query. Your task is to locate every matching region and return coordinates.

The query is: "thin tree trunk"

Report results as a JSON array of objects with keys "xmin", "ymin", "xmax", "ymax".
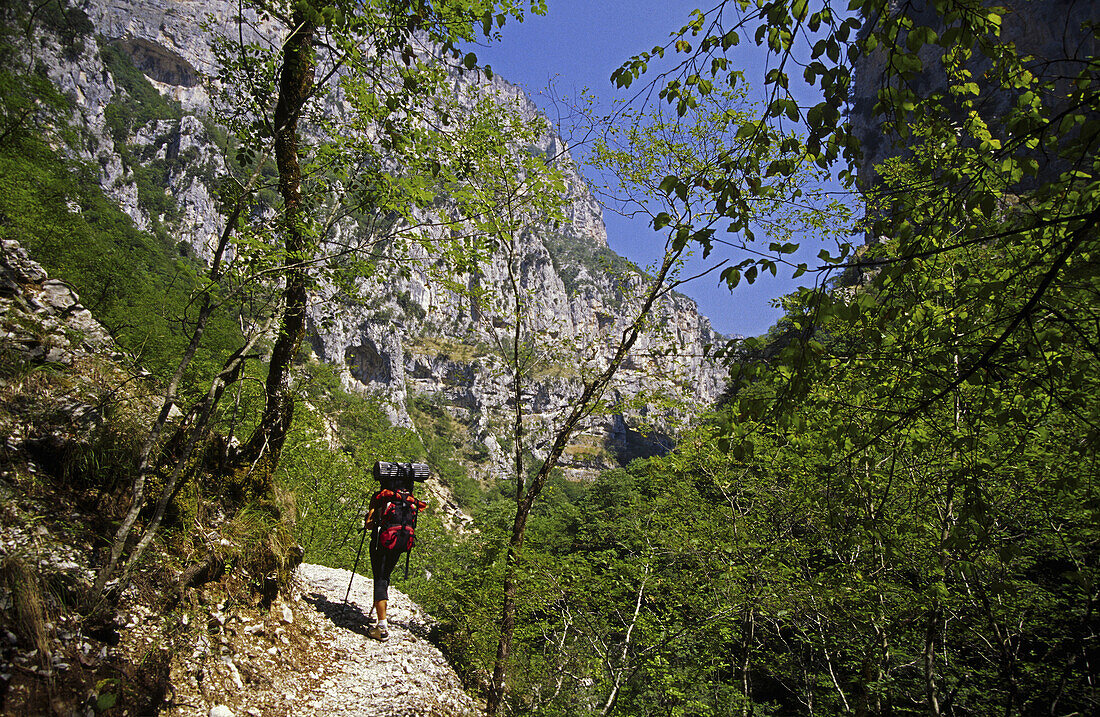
[
  {"xmin": 741, "ymin": 608, "xmax": 755, "ymax": 717},
  {"xmin": 503, "ymin": 212, "xmax": 525, "ymax": 503},
  {"xmin": 925, "ymin": 485, "xmax": 955, "ymax": 717},
  {"xmin": 600, "ymin": 564, "xmax": 650, "ymax": 716},
  {"xmin": 486, "ymin": 247, "xmax": 683, "ymax": 715},
  {"xmin": 119, "ymin": 321, "xmax": 270, "ymax": 585},
  {"xmin": 92, "ymin": 142, "xmax": 268, "ymax": 599},
  {"xmin": 923, "ymin": 607, "xmax": 942, "ymax": 717},
  {"xmin": 549, "ymin": 610, "xmax": 574, "ymax": 701}
]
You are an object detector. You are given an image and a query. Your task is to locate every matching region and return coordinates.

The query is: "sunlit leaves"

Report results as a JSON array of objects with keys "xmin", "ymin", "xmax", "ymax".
[
  {"xmin": 599, "ymin": 0, "xmax": 1100, "ymax": 691},
  {"xmin": 708, "ymin": 194, "xmax": 1100, "ymax": 707},
  {"xmin": 589, "ymin": 75, "xmax": 849, "ymax": 281}
]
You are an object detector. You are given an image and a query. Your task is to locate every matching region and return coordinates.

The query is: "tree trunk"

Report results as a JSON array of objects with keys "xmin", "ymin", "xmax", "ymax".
[
  {"xmin": 740, "ymin": 608, "xmax": 755, "ymax": 716},
  {"xmin": 600, "ymin": 563, "xmax": 649, "ymax": 716},
  {"xmin": 240, "ymin": 8, "xmax": 317, "ymax": 480}
]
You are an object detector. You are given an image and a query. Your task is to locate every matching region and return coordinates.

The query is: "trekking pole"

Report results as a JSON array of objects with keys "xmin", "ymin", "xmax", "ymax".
[
  {"xmin": 403, "ymin": 500, "xmax": 419, "ymax": 580},
  {"xmin": 343, "ymin": 521, "xmax": 369, "ymax": 607}
]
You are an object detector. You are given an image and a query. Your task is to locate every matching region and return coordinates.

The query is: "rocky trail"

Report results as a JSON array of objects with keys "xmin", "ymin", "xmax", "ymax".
[
  {"xmin": 190, "ymin": 564, "xmax": 482, "ymax": 717},
  {"xmin": 293, "ymin": 564, "xmax": 480, "ymax": 717}
]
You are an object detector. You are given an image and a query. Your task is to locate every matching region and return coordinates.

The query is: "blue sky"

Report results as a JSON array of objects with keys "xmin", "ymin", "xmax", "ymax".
[{"xmin": 466, "ymin": 1, "xmax": 841, "ymax": 338}]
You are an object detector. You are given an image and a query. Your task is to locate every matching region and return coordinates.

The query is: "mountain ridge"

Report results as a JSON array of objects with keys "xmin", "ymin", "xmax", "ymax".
[{"xmin": 42, "ymin": 0, "xmax": 727, "ymax": 480}]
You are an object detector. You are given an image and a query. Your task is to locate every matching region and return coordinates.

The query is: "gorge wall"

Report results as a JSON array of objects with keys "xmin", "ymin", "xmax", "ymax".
[
  {"xmin": 34, "ymin": 0, "xmax": 727, "ymax": 481},
  {"xmin": 850, "ymin": 0, "xmax": 1099, "ymax": 185}
]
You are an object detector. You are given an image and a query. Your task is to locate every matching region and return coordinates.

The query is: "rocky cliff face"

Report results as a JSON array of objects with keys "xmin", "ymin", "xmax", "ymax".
[{"xmin": 32, "ymin": 0, "xmax": 726, "ymax": 480}]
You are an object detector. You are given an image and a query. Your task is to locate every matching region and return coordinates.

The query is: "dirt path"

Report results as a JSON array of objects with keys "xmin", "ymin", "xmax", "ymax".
[
  {"xmin": 184, "ymin": 564, "xmax": 481, "ymax": 717},
  {"xmin": 291, "ymin": 564, "xmax": 480, "ymax": 716}
]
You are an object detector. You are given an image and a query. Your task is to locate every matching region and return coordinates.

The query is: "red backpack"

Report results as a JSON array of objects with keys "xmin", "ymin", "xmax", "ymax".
[{"xmin": 372, "ymin": 487, "xmax": 427, "ymax": 552}]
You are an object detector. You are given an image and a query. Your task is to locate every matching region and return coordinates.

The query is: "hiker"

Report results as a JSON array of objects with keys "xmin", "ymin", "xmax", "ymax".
[{"xmin": 363, "ymin": 462, "xmax": 428, "ymax": 642}]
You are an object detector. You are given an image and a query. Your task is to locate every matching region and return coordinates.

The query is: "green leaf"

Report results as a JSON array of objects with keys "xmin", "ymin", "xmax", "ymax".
[{"xmin": 721, "ymin": 267, "xmax": 741, "ymax": 289}]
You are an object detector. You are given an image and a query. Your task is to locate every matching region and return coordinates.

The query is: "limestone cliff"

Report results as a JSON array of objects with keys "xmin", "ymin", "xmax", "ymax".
[{"xmin": 32, "ymin": 0, "xmax": 727, "ymax": 480}]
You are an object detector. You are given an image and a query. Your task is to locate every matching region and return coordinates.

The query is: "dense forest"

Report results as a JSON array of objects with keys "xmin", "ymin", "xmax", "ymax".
[{"xmin": 0, "ymin": 0, "xmax": 1096, "ymax": 715}]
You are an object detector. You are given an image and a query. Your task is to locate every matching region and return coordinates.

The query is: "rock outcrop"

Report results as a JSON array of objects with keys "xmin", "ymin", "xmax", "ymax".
[{"xmin": 1, "ymin": 240, "xmax": 116, "ymax": 366}]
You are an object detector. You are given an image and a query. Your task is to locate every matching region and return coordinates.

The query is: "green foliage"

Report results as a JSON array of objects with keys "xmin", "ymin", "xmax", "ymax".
[
  {"xmin": 395, "ymin": 290, "xmax": 427, "ymax": 321},
  {"xmin": 542, "ymin": 226, "xmax": 638, "ymax": 299},
  {"xmin": 30, "ymin": 0, "xmax": 93, "ymax": 59},
  {"xmin": 605, "ymin": 0, "xmax": 1097, "ymax": 311},
  {"xmin": 0, "ymin": 0, "xmax": 93, "ymax": 62},
  {"xmin": 404, "ymin": 469, "xmax": 585, "ymax": 693},
  {"xmin": 202, "ymin": 1, "xmax": 560, "ymax": 480},
  {"xmin": 306, "ymin": 361, "xmax": 422, "ymax": 459},
  {"xmin": 403, "ymin": 510, "xmax": 509, "ymax": 680},
  {"xmin": 585, "ymin": 79, "xmax": 850, "ymax": 297},
  {"xmin": 0, "ymin": 4, "xmax": 75, "ymax": 149},
  {"xmin": 408, "ymin": 393, "xmax": 485, "ymax": 510},
  {"xmin": 698, "ymin": 120, "xmax": 1100, "ymax": 713},
  {"xmin": 426, "ymin": 377, "xmax": 1097, "ymax": 715},
  {"xmin": 709, "ymin": 254, "xmax": 1100, "ymax": 713},
  {"xmin": 203, "ymin": 0, "xmax": 554, "ymax": 302}
]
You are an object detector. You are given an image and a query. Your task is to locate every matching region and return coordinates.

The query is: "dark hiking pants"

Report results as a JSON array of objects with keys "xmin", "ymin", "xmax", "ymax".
[{"xmin": 370, "ymin": 541, "xmax": 403, "ymax": 604}]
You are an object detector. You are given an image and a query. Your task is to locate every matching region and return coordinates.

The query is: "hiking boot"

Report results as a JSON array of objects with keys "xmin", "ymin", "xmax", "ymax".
[{"xmin": 368, "ymin": 625, "xmax": 389, "ymax": 642}]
